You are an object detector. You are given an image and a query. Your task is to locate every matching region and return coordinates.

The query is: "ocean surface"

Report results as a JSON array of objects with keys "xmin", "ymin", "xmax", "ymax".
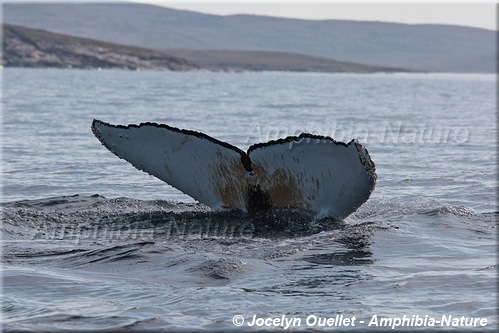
[{"xmin": 1, "ymin": 68, "xmax": 497, "ymax": 331}]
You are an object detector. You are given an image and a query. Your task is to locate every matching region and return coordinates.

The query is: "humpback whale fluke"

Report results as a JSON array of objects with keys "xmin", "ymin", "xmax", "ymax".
[{"xmin": 91, "ymin": 120, "xmax": 376, "ymax": 220}]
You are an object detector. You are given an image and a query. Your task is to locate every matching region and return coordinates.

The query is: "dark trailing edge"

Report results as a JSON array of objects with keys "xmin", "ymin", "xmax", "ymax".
[
  {"xmin": 92, "ymin": 119, "xmax": 253, "ymax": 171},
  {"xmin": 92, "ymin": 119, "xmax": 374, "ymax": 172},
  {"xmin": 246, "ymin": 132, "xmax": 376, "ymax": 181},
  {"xmin": 247, "ymin": 132, "xmax": 351, "ymax": 153}
]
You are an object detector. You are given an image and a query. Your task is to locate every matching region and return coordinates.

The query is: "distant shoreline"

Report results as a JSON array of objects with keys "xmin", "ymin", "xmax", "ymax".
[
  {"xmin": 2, "ymin": 24, "xmax": 411, "ymax": 74},
  {"xmin": 3, "ymin": 2, "xmax": 494, "ymax": 73}
]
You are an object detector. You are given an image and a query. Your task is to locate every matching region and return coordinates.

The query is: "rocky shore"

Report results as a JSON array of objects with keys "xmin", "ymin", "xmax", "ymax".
[{"xmin": 3, "ymin": 24, "xmax": 198, "ymax": 70}]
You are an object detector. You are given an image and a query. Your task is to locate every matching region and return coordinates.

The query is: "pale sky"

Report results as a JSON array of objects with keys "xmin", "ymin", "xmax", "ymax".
[{"xmin": 135, "ymin": 1, "xmax": 496, "ymax": 31}]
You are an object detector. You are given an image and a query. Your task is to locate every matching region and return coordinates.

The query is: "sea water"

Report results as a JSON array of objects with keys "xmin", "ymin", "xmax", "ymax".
[{"xmin": 1, "ymin": 68, "xmax": 496, "ymax": 331}]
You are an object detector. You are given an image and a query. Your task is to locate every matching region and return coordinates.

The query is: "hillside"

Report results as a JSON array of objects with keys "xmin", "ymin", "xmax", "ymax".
[
  {"xmin": 2, "ymin": 24, "xmax": 198, "ymax": 70},
  {"xmin": 2, "ymin": 24, "xmax": 407, "ymax": 73},
  {"xmin": 165, "ymin": 49, "xmax": 407, "ymax": 73},
  {"xmin": 2, "ymin": 2, "xmax": 495, "ymax": 73}
]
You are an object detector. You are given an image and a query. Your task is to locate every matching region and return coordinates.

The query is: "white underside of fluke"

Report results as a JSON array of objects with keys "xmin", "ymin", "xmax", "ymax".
[
  {"xmin": 248, "ymin": 137, "xmax": 376, "ymax": 219},
  {"xmin": 92, "ymin": 120, "xmax": 376, "ymax": 220}
]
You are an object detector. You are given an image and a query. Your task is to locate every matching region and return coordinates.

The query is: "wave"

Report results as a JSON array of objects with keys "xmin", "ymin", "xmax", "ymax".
[
  {"xmin": 2, "ymin": 194, "xmax": 339, "ymax": 241},
  {"xmin": 3, "ymin": 194, "xmax": 495, "ymax": 332},
  {"xmin": 2, "ymin": 195, "xmax": 493, "ymax": 237},
  {"xmin": 2, "ymin": 194, "xmax": 495, "ymax": 258}
]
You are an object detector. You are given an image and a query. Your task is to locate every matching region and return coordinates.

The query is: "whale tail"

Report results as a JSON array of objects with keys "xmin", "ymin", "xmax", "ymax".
[{"xmin": 92, "ymin": 119, "xmax": 376, "ymax": 220}]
